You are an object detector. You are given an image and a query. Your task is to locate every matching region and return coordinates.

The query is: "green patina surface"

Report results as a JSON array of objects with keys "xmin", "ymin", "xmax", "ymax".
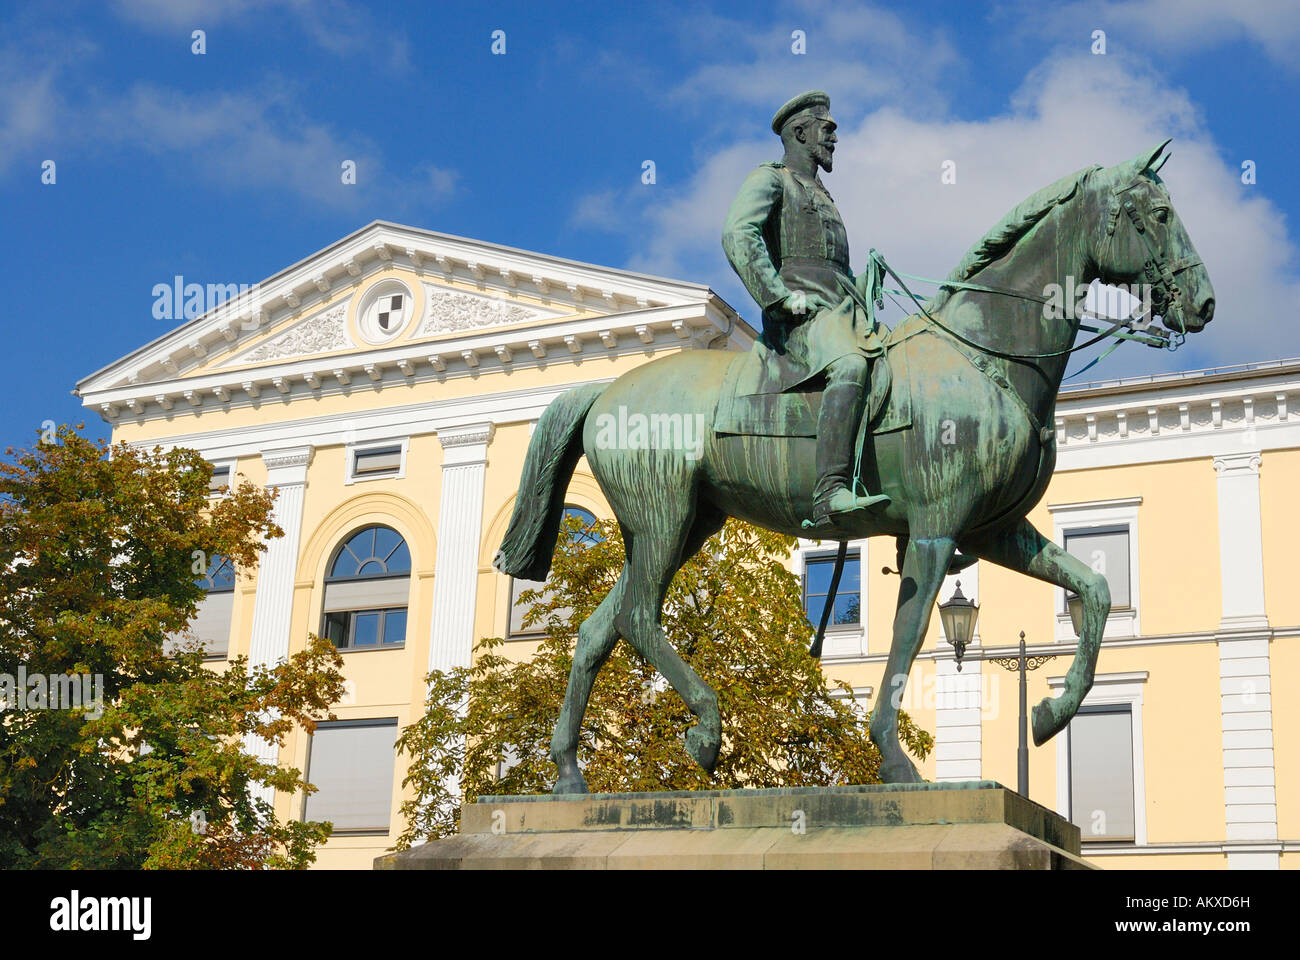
[{"xmin": 494, "ymin": 93, "xmax": 1216, "ymax": 795}]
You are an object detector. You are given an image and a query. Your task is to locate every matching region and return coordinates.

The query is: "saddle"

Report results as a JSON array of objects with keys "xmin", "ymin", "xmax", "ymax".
[{"xmin": 714, "ymin": 320, "xmax": 920, "ymax": 438}]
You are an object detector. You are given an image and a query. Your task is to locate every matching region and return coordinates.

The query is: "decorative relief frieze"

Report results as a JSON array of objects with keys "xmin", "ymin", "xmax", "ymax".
[
  {"xmin": 417, "ymin": 283, "xmax": 548, "ymax": 338},
  {"xmin": 229, "ymin": 302, "xmax": 352, "ymax": 364}
]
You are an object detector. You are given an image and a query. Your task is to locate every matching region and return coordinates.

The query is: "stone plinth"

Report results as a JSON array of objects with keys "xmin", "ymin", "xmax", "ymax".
[{"xmin": 375, "ymin": 781, "xmax": 1094, "ymax": 870}]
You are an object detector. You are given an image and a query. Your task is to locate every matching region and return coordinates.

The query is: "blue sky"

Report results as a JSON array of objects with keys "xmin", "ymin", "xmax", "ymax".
[{"xmin": 2, "ymin": 0, "xmax": 1298, "ymax": 445}]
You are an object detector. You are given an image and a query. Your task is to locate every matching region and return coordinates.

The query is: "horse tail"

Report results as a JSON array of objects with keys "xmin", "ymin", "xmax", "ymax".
[{"xmin": 493, "ymin": 382, "xmax": 606, "ymax": 581}]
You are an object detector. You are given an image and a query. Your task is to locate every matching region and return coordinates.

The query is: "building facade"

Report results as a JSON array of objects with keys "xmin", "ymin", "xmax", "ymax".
[{"xmin": 78, "ymin": 222, "xmax": 1298, "ymax": 869}]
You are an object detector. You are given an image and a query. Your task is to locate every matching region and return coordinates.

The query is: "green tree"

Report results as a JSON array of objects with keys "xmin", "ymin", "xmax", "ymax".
[
  {"xmin": 0, "ymin": 425, "xmax": 345, "ymax": 869},
  {"xmin": 394, "ymin": 514, "xmax": 931, "ymax": 847}
]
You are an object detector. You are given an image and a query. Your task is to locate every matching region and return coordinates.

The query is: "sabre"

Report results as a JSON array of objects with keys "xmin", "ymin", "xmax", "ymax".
[{"xmin": 809, "ymin": 539, "xmax": 849, "ymax": 659}]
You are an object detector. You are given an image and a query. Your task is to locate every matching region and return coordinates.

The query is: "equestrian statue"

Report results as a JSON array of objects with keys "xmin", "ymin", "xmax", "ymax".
[{"xmin": 495, "ymin": 90, "xmax": 1216, "ymax": 793}]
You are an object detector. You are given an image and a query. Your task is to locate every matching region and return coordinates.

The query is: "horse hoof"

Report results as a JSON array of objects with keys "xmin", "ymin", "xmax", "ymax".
[
  {"xmin": 685, "ymin": 724, "xmax": 720, "ymax": 774},
  {"xmin": 879, "ymin": 757, "xmax": 924, "ymax": 784},
  {"xmin": 1031, "ymin": 697, "xmax": 1067, "ymax": 746},
  {"xmin": 553, "ymin": 774, "xmax": 589, "ymax": 795}
]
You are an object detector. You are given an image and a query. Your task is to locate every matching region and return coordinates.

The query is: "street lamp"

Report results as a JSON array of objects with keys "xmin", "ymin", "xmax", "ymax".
[
  {"xmin": 939, "ymin": 581, "xmax": 979, "ymax": 671},
  {"xmin": 1065, "ymin": 591, "xmax": 1085, "ymax": 636},
  {"xmin": 989, "ymin": 633, "xmax": 1057, "ymax": 798}
]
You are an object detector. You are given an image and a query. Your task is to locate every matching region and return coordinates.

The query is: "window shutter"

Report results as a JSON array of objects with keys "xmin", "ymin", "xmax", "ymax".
[
  {"xmin": 1069, "ymin": 706, "xmax": 1135, "ymax": 841},
  {"xmin": 323, "ymin": 576, "xmax": 411, "ymax": 613},
  {"xmin": 353, "ymin": 446, "xmax": 402, "ymax": 476},
  {"xmin": 192, "ymin": 590, "xmax": 234, "ymax": 657},
  {"xmin": 1065, "ymin": 528, "xmax": 1130, "ymax": 608},
  {"xmin": 304, "ymin": 720, "xmax": 398, "ymax": 832},
  {"xmin": 208, "ymin": 465, "xmax": 231, "ymax": 493}
]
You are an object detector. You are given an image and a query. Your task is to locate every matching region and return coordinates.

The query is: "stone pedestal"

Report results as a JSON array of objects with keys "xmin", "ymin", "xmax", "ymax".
[{"xmin": 375, "ymin": 781, "xmax": 1094, "ymax": 870}]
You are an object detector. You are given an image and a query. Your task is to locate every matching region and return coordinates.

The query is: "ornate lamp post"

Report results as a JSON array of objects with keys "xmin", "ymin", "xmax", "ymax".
[
  {"xmin": 989, "ymin": 634, "xmax": 1058, "ymax": 798},
  {"xmin": 940, "ymin": 584, "xmax": 1075, "ymax": 798}
]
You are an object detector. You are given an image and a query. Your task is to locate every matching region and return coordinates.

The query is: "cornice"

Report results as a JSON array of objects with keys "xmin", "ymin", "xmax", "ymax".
[
  {"xmin": 1052, "ymin": 379, "xmax": 1300, "ymax": 470},
  {"xmin": 76, "ymin": 220, "xmax": 744, "ymax": 399},
  {"xmin": 119, "ymin": 377, "xmax": 612, "ymax": 463},
  {"xmin": 82, "ymin": 302, "xmax": 745, "ymax": 424}
]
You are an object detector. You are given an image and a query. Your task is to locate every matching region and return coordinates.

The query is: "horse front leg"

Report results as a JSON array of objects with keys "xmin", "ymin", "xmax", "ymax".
[
  {"xmin": 963, "ymin": 516, "xmax": 1110, "ymax": 745},
  {"xmin": 869, "ymin": 534, "xmax": 958, "ymax": 783}
]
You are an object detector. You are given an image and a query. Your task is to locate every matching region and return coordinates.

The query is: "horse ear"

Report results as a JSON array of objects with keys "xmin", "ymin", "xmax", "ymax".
[
  {"xmin": 1151, "ymin": 151, "xmax": 1171, "ymax": 174},
  {"xmin": 1135, "ymin": 138, "xmax": 1172, "ymax": 174}
]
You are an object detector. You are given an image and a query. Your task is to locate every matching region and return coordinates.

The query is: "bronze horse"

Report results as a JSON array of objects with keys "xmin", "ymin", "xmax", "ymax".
[{"xmin": 495, "ymin": 141, "xmax": 1214, "ymax": 792}]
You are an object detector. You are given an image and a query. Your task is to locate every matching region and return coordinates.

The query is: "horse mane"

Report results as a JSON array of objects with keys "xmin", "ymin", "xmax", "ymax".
[{"xmin": 928, "ymin": 164, "xmax": 1103, "ymax": 311}]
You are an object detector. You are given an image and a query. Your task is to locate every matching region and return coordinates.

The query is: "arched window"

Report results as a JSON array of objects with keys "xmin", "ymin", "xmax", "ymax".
[
  {"xmin": 322, "ymin": 525, "xmax": 411, "ymax": 650},
  {"xmin": 563, "ymin": 507, "xmax": 601, "ymax": 547},
  {"xmin": 199, "ymin": 554, "xmax": 236, "ymax": 593},
  {"xmin": 508, "ymin": 506, "xmax": 600, "ymax": 636}
]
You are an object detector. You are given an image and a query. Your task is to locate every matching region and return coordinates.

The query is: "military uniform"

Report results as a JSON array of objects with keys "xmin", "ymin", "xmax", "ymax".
[
  {"xmin": 722, "ymin": 160, "xmax": 884, "ymax": 394},
  {"xmin": 721, "ymin": 89, "xmax": 890, "ymax": 524}
]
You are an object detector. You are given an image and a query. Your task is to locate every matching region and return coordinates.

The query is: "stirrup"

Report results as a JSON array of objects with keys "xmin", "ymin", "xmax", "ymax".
[{"xmin": 802, "ymin": 486, "xmax": 891, "ymax": 530}]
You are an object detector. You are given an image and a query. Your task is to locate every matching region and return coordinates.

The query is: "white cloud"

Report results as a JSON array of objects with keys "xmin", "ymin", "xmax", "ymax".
[
  {"xmin": 667, "ymin": 0, "xmax": 961, "ymax": 119},
  {"xmin": 1001, "ymin": 0, "xmax": 1300, "ymax": 66},
  {"xmin": 0, "ymin": 71, "xmax": 59, "ymax": 175},
  {"xmin": 99, "ymin": 84, "xmax": 384, "ymax": 207},
  {"xmin": 0, "ymin": 34, "xmax": 450, "ymax": 211},
  {"xmin": 0, "ymin": 31, "xmax": 96, "ymax": 175},
  {"xmin": 569, "ymin": 189, "xmax": 627, "ymax": 232},
  {"xmin": 597, "ymin": 52, "xmax": 1300, "ymax": 376},
  {"xmin": 109, "ymin": 0, "xmax": 409, "ymax": 66}
]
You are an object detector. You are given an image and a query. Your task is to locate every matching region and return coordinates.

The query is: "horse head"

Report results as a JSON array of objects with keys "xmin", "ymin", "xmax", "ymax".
[{"xmin": 1093, "ymin": 140, "xmax": 1216, "ymax": 340}]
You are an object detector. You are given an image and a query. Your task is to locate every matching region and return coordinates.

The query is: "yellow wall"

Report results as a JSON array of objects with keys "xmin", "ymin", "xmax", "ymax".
[{"xmin": 104, "ymin": 299, "xmax": 1299, "ymax": 870}]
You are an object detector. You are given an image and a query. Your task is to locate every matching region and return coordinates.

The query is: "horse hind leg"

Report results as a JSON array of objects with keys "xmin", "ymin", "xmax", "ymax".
[
  {"xmin": 962, "ymin": 516, "xmax": 1110, "ymax": 745},
  {"xmin": 616, "ymin": 508, "xmax": 725, "ymax": 775},
  {"xmin": 550, "ymin": 572, "xmax": 626, "ymax": 794}
]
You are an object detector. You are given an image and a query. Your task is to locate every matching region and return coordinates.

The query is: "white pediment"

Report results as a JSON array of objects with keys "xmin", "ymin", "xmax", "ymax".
[
  {"xmin": 217, "ymin": 281, "xmax": 570, "ymax": 369},
  {"xmin": 75, "ymin": 219, "xmax": 747, "ymax": 421}
]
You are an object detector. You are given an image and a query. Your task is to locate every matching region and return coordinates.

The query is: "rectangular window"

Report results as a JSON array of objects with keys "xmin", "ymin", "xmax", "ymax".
[
  {"xmin": 190, "ymin": 590, "xmax": 234, "ymax": 659},
  {"xmin": 208, "ymin": 464, "xmax": 231, "ymax": 494},
  {"xmin": 304, "ymin": 719, "xmax": 398, "ymax": 834},
  {"xmin": 509, "ymin": 577, "xmax": 575, "ymax": 637},
  {"xmin": 163, "ymin": 590, "xmax": 233, "ymax": 659},
  {"xmin": 803, "ymin": 551, "xmax": 861, "ymax": 628},
  {"xmin": 321, "ymin": 576, "xmax": 410, "ymax": 650},
  {"xmin": 1068, "ymin": 704, "xmax": 1135, "ymax": 842},
  {"xmin": 509, "ymin": 577, "xmax": 548, "ymax": 636},
  {"xmin": 352, "ymin": 445, "xmax": 402, "ymax": 478},
  {"xmin": 1064, "ymin": 526, "xmax": 1130, "ymax": 609},
  {"xmin": 322, "ymin": 607, "xmax": 407, "ymax": 649}
]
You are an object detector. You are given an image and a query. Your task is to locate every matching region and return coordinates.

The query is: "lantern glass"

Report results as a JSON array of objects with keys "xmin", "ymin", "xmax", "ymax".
[
  {"xmin": 1066, "ymin": 592, "xmax": 1085, "ymax": 636},
  {"xmin": 939, "ymin": 582, "xmax": 979, "ymax": 647}
]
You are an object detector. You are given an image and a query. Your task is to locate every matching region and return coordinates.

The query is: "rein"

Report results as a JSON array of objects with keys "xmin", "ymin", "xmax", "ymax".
[
  {"xmin": 856, "ymin": 171, "xmax": 1194, "ymax": 366},
  {"xmin": 862, "ymin": 250, "xmax": 1157, "ymax": 364}
]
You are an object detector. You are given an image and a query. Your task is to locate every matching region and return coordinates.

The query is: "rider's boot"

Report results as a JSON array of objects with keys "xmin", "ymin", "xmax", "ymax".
[{"xmin": 809, "ymin": 379, "xmax": 891, "ymax": 526}]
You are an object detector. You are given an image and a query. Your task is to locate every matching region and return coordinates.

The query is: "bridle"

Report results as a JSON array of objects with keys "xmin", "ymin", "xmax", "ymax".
[
  {"xmin": 857, "ymin": 169, "xmax": 1194, "ymax": 364},
  {"xmin": 1100, "ymin": 176, "xmax": 1199, "ymax": 351}
]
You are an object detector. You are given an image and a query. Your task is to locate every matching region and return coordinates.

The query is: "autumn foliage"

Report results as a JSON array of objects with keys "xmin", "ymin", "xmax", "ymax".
[
  {"xmin": 0, "ymin": 425, "xmax": 344, "ymax": 868},
  {"xmin": 394, "ymin": 513, "xmax": 931, "ymax": 847}
]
